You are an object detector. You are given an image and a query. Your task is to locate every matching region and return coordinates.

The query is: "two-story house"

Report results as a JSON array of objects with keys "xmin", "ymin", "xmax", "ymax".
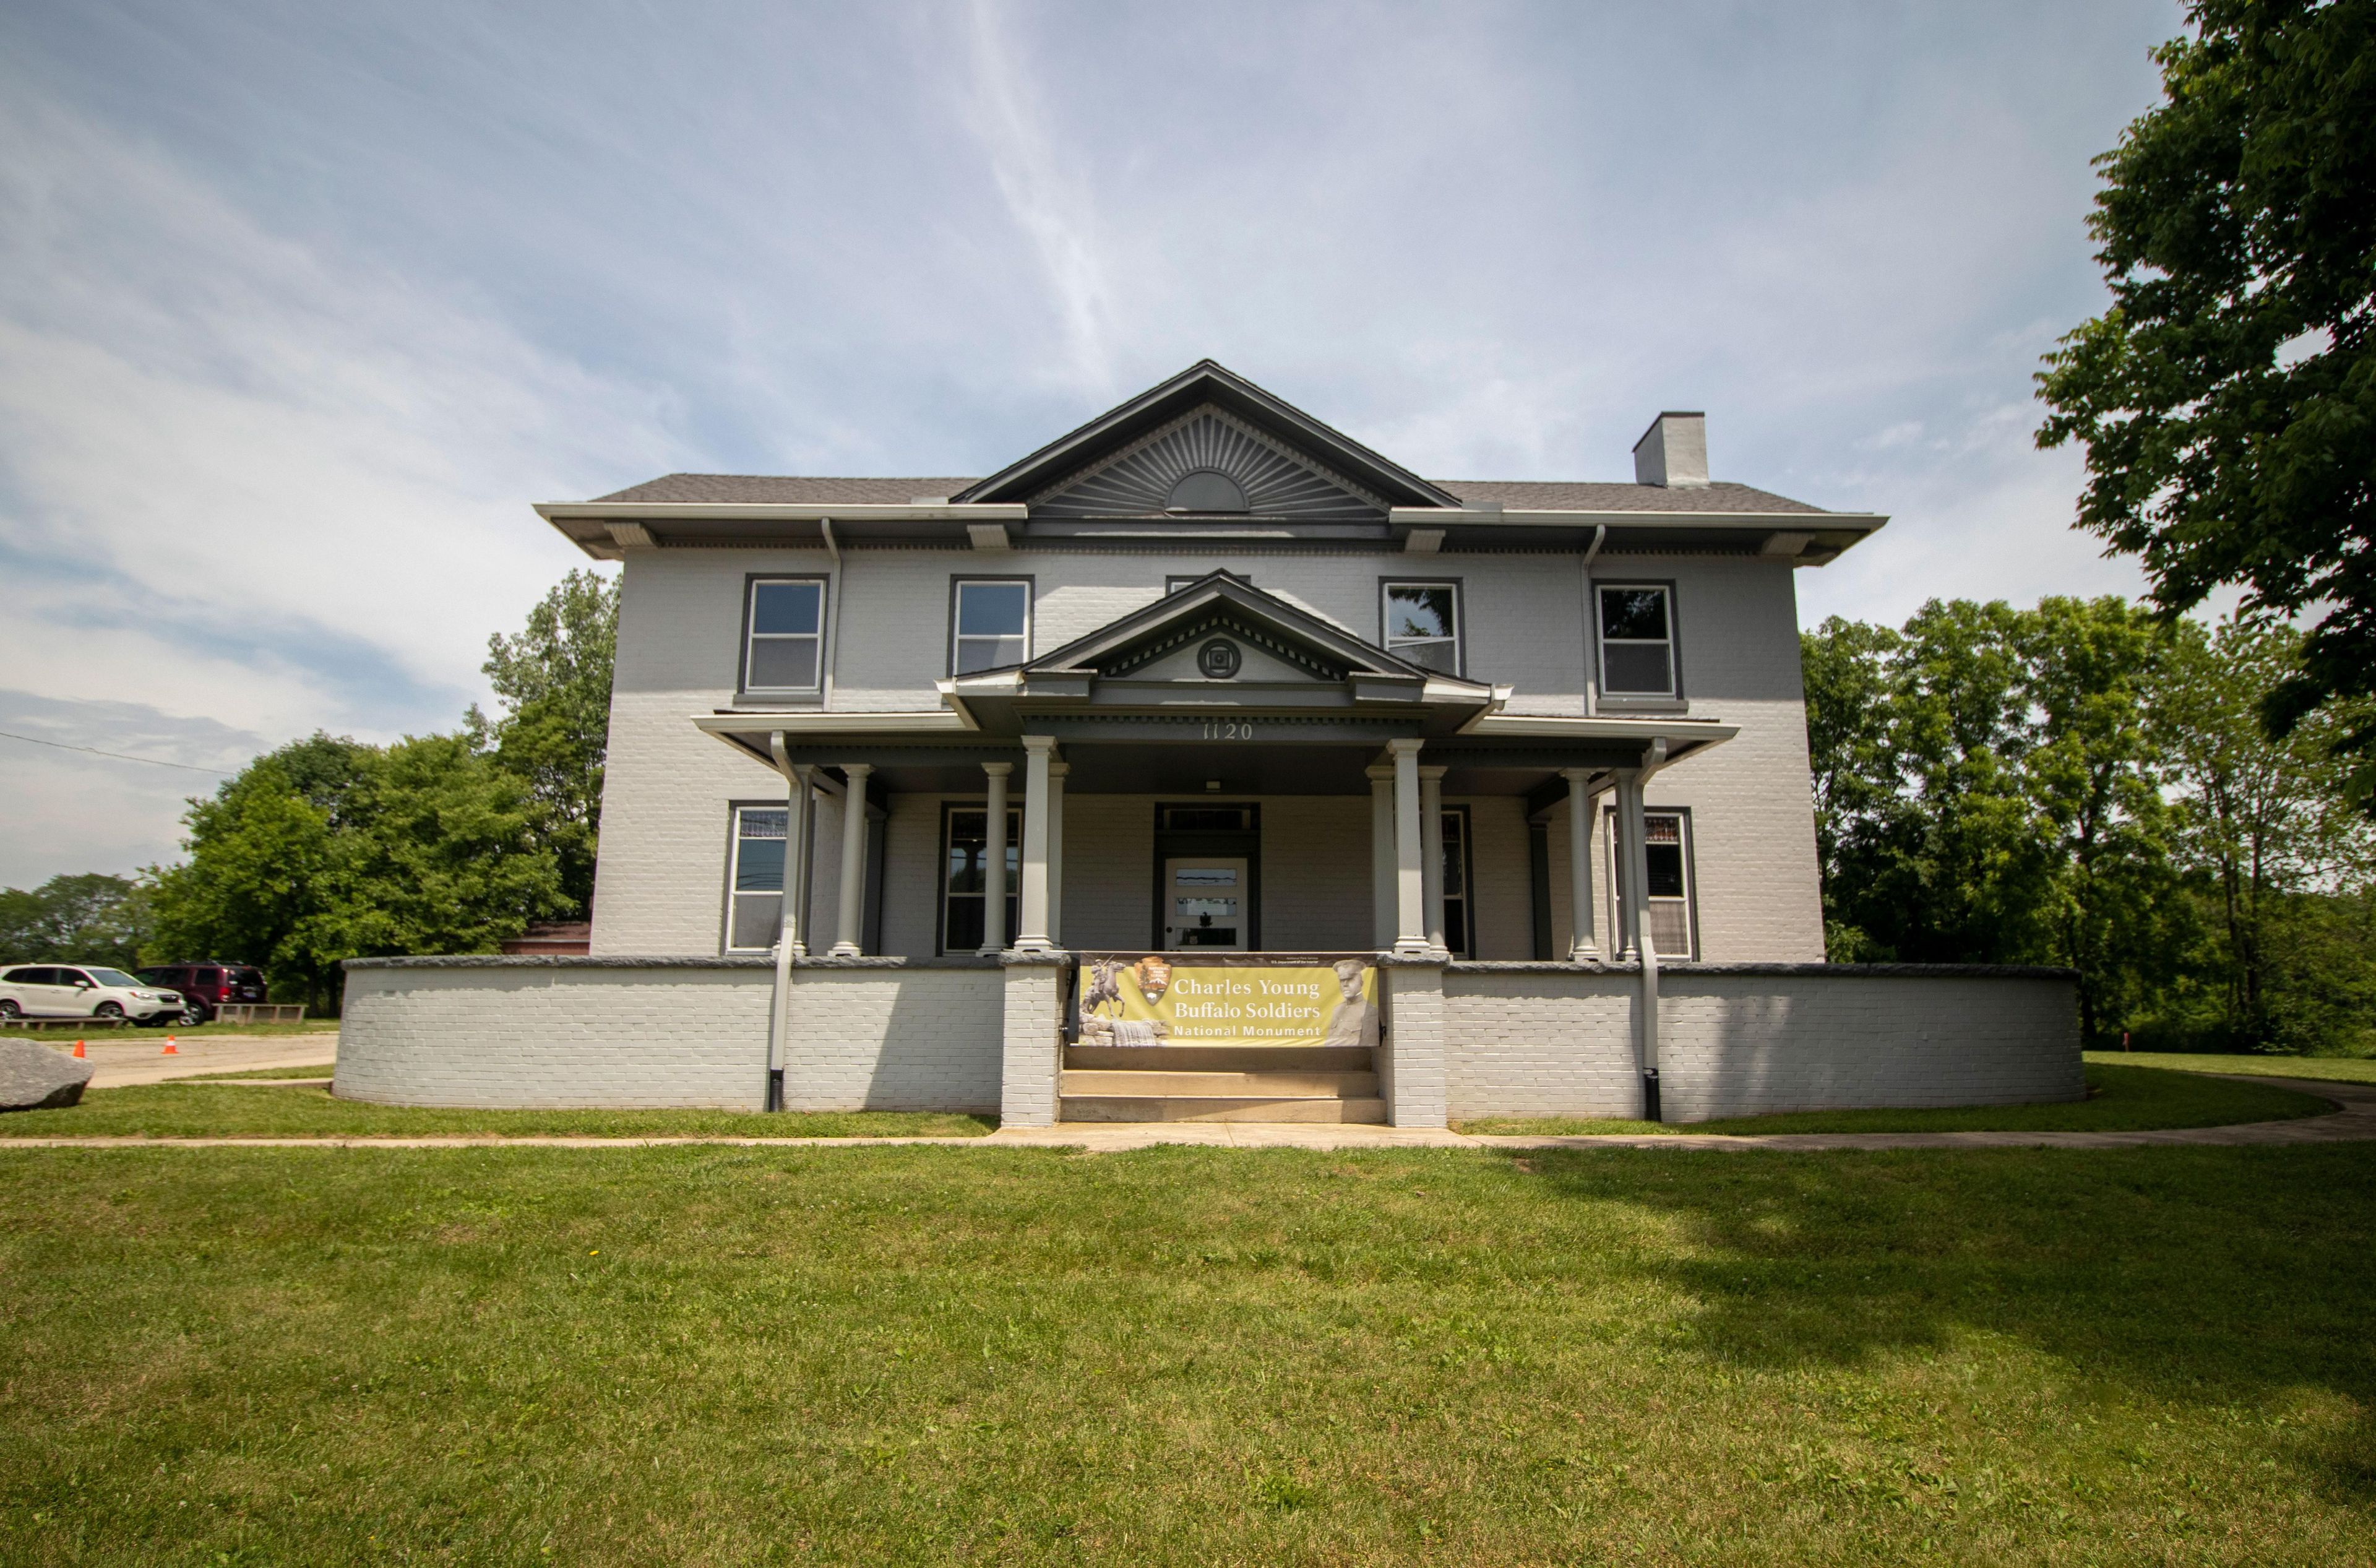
[{"xmin": 337, "ymin": 362, "xmax": 2083, "ymax": 1126}]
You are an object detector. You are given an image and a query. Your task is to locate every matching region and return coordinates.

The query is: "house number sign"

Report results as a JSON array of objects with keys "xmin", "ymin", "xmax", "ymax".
[{"xmin": 1200, "ymin": 721, "xmax": 1257, "ymax": 739}]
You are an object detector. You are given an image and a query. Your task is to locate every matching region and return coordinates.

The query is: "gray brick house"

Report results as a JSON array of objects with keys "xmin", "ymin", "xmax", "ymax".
[{"xmin": 337, "ymin": 363, "xmax": 2080, "ymax": 1124}]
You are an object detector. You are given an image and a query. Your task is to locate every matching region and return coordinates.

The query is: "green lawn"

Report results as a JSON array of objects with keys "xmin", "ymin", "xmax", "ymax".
[
  {"xmin": 2, "ymin": 1142, "xmax": 2371, "ymax": 1564},
  {"xmin": 175, "ymin": 1064, "xmax": 339, "ymax": 1080},
  {"xmin": 0, "ymin": 1085, "xmax": 992, "ymax": 1139},
  {"xmin": 1457, "ymin": 1062, "xmax": 2334, "ymax": 1137},
  {"xmin": 2086, "ymin": 1049, "xmax": 2376, "ymax": 1085}
]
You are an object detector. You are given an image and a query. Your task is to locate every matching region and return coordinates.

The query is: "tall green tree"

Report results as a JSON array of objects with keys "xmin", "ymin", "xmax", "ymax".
[
  {"xmin": 466, "ymin": 569, "xmax": 618, "ymax": 913},
  {"xmin": 2036, "ymin": 0, "xmax": 2376, "ymax": 803},
  {"xmin": 148, "ymin": 733, "xmax": 569, "ymax": 1011},
  {"xmin": 0, "ymin": 874, "xmax": 153, "ymax": 969},
  {"xmin": 2153, "ymin": 615, "xmax": 2375, "ymax": 1045}
]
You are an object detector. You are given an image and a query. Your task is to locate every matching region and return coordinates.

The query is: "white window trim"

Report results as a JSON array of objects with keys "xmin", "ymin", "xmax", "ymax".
[
  {"xmin": 1605, "ymin": 804, "xmax": 1698, "ymax": 961},
  {"xmin": 743, "ymin": 577, "xmax": 828, "ymax": 696},
  {"xmin": 950, "ymin": 579, "xmax": 1033, "ymax": 676},
  {"xmin": 725, "ymin": 804, "xmax": 790, "ymax": 954},
  {"xmin": 939, "ymin": 801, "xmax": 1022, "ymax": 955},
  {"xmin": 1381, "ymin": 579, "xmax": 1463, "ymax": 676},
  {"xmin": 1595, "ymin": 581, "xmax": 1679, "ymax": 701}
]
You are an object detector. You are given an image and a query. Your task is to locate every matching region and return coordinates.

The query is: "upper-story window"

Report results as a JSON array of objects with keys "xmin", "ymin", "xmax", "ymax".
[
  {"xmin": 1381, "ymin": 581, "xmax": 1461, "ymax": 675},
  {"xmin": 744, "ymin": 577, "xmax": 827, "ymax": 694},
  {"xmin": 1598, "ymin": 584, "xmax": 1677, "ymax": 699},
  {"xmin": 950, "ymin": 579, "xmax": 1031, "ymax": 674}
]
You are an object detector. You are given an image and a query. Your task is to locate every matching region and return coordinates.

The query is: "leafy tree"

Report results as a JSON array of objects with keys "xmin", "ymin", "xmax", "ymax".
[
  {"xmin": 466, "ymin": 569, "xmax": 618, "ymax": 913},
  {"xmin": 148, "ymin": 733, "xmax": 568, "ymax": 1011},
  {"xmin": 2153, "ymin": 615, "xmax": 2375, "ymax": 1045},
  {"xmin": 0, "ymin": 874, "xmax": 153, "ymax": 969},
  {"xmin": 2036, "ymin": 0, "xmax": 2376, "ymax": 804}
]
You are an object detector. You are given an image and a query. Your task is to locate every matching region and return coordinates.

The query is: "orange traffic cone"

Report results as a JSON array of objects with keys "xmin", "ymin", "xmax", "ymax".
[
  {"xmin": 161, "ymin": 1037, "xmax": 178, "ymax": 1055},
  {"xmin": 72, "ymin": 1040, "xmax": 86, "ymax": 1058}
]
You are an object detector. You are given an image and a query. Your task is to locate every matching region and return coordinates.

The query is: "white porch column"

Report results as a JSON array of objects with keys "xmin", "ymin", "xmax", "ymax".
[
  {"xmin": 979, "ymin": 762, "xmax": 1011, "ymax": 954},
  {"xmin": 1563, "ymin": 767, "xmax": 1599, "ymax": 961},
  {"xmin": 1390, "ymin": 739, "xmax": 1429, "ymax": 956},
  {"xmin": 1015, "ymin": 737, "xmax": 1057, "ymax": 952},
  {"xmin": 1046, "ymin": 760, "xmax": 1068, "ymax": 948},
  {"xmin": 1367, "ymin": 764, "xmax": 1395, "ymax": 948},
  {"xmin": 829, "ymin": 763, "xmax": 873, "ymax": 956},
  {"xmin": 1419, "ymin": 765, "xmax": 1448, "ymax": 957}
]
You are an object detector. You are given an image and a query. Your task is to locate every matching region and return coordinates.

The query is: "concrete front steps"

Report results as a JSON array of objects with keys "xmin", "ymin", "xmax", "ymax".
[{"xmin": 1059, "ymin": 1044, "xmax": 1385, "ymax": 1123}]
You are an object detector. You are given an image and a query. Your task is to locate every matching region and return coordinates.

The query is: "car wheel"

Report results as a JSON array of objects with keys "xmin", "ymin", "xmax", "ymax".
[
  {"xmin": 0, "ymin": 999, "xmax": 18, "ymax": 1019},
  {"xmin": 94, "ymin": 1001, "xmax": 124, "ymax": 1020},
  {"xmin": 179, "ymin": 1002, "xmax": 207, "ymax": 1027}
]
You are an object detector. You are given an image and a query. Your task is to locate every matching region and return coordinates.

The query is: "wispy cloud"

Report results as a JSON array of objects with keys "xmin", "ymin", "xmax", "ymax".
[{"xmin": 953, "ymin": 0, "xmax": 1117, "ymax": 394}]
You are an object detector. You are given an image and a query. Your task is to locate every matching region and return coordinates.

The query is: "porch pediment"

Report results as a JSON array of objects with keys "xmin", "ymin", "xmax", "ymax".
[{"xmin": 937, "ymin": 571, "xmax": 1502, "ymax": 733}]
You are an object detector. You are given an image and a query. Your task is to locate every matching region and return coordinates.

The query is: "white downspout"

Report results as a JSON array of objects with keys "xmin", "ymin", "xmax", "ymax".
[
  {"xmin": 1629, "ymin": 736, "xmax": 1670, "ymax": 1121},
  {"xmin": 765, "ymin": 730, "xmax": 796, "ymax": 1112},
  {"xmin": 1581, "ymin": 523, "xmax": 1607, "ymax": 718},
  {"xmin": 820, "ymin": 517, "xmax": 845, "ymax": 711}
]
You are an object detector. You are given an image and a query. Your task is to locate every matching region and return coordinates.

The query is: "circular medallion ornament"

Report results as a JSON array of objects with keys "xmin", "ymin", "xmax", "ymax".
[{"xmin": 1197, "ymin": 638, "xmax": 1242, "ymax": 679}]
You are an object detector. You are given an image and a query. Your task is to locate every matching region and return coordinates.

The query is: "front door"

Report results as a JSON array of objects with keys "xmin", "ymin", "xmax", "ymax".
[{"xmin": 1163, "ymin": 858, "xmax": 1249, "ymax": 950}]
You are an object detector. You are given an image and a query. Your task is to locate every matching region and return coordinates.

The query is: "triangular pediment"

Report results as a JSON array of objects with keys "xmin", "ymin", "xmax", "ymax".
[
  {"xmin": 1025, "ymin": 572, "xmax": 1455, "ymax": 687},
  {"xmin": 950, "ymin": 360, "xmax": 1460, "ymax": 514},
  {"xmin": 1033, "ymin": 405, "xmax": 1382, "ymax": 522}
]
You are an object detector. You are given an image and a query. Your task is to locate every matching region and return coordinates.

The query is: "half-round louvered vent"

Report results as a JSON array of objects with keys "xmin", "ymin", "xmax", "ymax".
[{"xmin": 1033, "ymin": 410, "xmax": 1381, "ymax": 520}]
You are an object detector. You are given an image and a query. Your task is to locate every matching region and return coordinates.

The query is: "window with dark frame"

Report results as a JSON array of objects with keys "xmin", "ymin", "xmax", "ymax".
[
  {"xmin": 941, "ymin": 804, "xmax": 1021, "ymax": 954},
  {"xmin": 1597, "ymin": 584, "xmax": 1676, "ymax": 698},
  {"xmin": 1605, "ymin": 806, "xmax": 1696, "ymax": 959},
  {"xmin": 951, "ymin": 580, "xmax": 1031, "ymax": 674},
  {"xmin": 726, "ymin": 806, "xmax": 788, "ymax": 952},
  {"xmin": 1382, "ymin": 581, "xmax": 1460, "ymax": 674},
  {"xmin": 1440, "ymin": 806, "xmax": 1474, "ymax": 958},
  {"xmin": 744, "ymin": 578, "xmax": 827, "ymax": 693}
]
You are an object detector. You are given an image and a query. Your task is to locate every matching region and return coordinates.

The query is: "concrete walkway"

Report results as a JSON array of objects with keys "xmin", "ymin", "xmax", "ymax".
[{"xmin": 5, "ymin": 1075, "xmax": 2372, "ymax": 1153}]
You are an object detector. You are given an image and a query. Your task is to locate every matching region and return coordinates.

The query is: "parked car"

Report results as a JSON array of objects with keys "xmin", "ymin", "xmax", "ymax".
[
  {"xmin": 0, "ymin": 965, "xmax": 187, "ymax": 1025},
  {"xmin": 135, "ymin": 962, "xmax": 267, "ymax": 1025}
]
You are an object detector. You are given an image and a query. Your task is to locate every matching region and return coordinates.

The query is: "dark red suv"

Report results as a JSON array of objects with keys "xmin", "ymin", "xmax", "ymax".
[{"xmin": 136, "ymin": 962, "xmax": 268, "ymax": 1024}]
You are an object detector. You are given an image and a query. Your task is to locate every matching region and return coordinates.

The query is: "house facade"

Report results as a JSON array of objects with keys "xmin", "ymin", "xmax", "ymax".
[{"xmin": 336, "ymin": 363, "xmax": 2083, "ymax": 1124}]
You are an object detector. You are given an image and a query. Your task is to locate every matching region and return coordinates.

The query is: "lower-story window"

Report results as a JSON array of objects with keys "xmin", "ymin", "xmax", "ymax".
[
  {"xmin": 1440, "ymin": 806, "xmax": 1473, "ymax": 958},
  {"xmin": 727, "ymin": 806, "xmax": 788, "ymax": 952},
  {"xmin": 941, "ymin": 804, "xmax": 1021, "ymax": 954},
  {"xmin": 1605, "ymin": 806, "xmax": 1697, "ymax": 959}
]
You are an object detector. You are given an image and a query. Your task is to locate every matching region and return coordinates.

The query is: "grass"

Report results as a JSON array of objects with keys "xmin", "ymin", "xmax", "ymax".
[
  {"xmin": 4, "ymin": 1018, "xmax": 338, "ymax": 1038},
  {"xmin": 1, "ymin": 1142, "xmax": 2371, "ymax": 1564},
  {"xmin": 173, "ymin": 1064, "xmax": 338, "ymax": 1080},
  {"xmin": 1455, "ymin": 1061, "xmax": 2334, "ymax": 1137},
  {"xmin": 0, "ymin": 1086, "xmax": 994, "ymax": 1139},
  {"xmin": 2086, "ymin": 1049, "xmax": 2376, "ymax": 1085}
]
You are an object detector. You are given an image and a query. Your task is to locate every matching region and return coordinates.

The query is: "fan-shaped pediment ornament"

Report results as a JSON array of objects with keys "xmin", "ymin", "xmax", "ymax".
[{"xmin": 1031, "ymin": 407, "xmax": 1385, "ymax": 520}]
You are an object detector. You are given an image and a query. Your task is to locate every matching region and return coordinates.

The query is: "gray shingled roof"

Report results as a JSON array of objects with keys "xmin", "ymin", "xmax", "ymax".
[{"xmin": 596, "ymin": 473, "xmax": 1830, "ymax": 514}]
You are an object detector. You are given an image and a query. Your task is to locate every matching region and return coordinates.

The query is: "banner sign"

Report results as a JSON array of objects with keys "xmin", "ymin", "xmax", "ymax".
[{"xmin": 1077, "ymin": 957, "xmax": 1379, "ymax": 1049}]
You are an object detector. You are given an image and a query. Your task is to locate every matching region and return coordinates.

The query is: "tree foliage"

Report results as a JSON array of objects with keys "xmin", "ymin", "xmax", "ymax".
[
  {"xmin": 1807, "ymin": 600, "xmax": 2375, "ymax": 1052},
  {"xmin": 465, "ymin": 568, "xmax": 618, "ymax": 913},
  {"xmin": 148, "ymin": 733, "xmax": 570, "ymax": 1010},
  {"xmin": 0, "ymin": 874, "xmax": 153, "ymax": 970},
  {"xmin": 2036, "ymin": 0, "xmax": 2376, "ymax": 802}
]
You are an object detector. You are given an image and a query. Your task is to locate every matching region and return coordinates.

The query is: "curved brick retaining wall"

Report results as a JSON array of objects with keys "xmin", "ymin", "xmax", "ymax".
[
  {"xmin": 1442, "ymin": 962, "xmax": 2083, "ymax": 1122},
  {"xmin": 338, "ymin": 956, "xmax": 1004, "ymax": 1112}
]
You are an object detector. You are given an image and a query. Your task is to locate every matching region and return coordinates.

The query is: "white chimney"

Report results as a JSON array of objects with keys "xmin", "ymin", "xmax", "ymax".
[{"xmin": 1632, "ymin": 411, "xmax": 1709, "ymax": 488}]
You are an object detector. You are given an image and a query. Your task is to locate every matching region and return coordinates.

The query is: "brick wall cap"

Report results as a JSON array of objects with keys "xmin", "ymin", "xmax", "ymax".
[{"xmin": 1446, "ymin": 960, "xmax": 2079, "ymax": 980}]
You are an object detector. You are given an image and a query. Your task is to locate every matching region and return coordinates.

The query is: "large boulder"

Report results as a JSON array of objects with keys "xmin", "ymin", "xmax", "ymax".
[{"xmin": 0, "ymin": 1038, "xmax": 95, "ymax": 1111}]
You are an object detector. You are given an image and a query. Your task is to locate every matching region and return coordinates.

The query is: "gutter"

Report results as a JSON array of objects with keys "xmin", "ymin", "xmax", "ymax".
[
  {"xmin": 820, "ymin": 519, "xmax": 845, "ymax": 711},
  {"xmin": 1630, "ymin": 736, "xmax": 1672, "ymax": 1121}
]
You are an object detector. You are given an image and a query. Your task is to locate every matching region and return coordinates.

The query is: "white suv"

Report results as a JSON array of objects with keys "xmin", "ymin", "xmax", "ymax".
[{"xmin": 0, "ymin": 965, "xmax": 187, "ymax": 1025}]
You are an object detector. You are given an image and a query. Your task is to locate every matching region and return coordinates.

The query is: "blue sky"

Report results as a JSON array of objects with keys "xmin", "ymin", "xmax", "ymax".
[{"xmin": 0, "ymin": 0, "xmax": 2184, "ymax": 885}]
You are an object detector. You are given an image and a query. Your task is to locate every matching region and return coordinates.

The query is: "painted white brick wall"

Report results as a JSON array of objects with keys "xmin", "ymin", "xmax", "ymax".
[
  {"xmin": 1442, "ymin": 965, "xmax": 2083, "ymax": 1122},
  {"xmin": 593, "ymin": 545, "xmax": 1824, "ymax": 962},
  {"xmin": 1382, "ymin": 961, "xmax": 1449, "ymax": 1127},
  {"xmin": 999, "ymin": 960, "xmax": 1064, "ymax": 1126},
  {"xmin": 338, "ymin": 959, "xmax": 1002, "ymax": 1112}
]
